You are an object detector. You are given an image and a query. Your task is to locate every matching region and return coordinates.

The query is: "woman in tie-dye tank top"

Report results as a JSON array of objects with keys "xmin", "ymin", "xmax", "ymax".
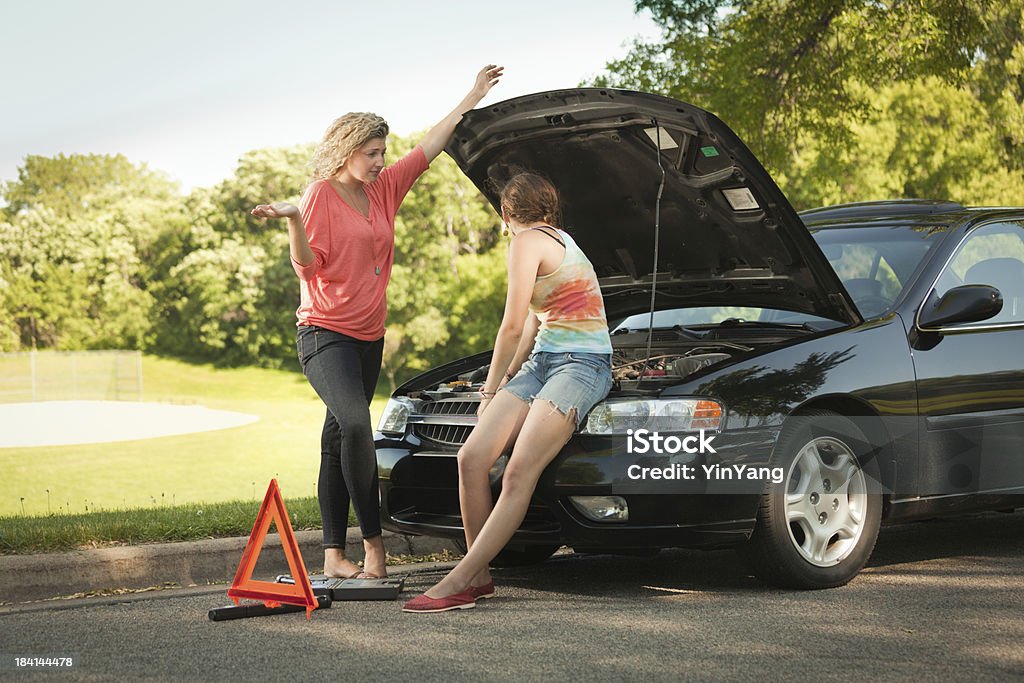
[{"xmin": 404, "ymin": 173, "xmax": 612, "ymax": 613}]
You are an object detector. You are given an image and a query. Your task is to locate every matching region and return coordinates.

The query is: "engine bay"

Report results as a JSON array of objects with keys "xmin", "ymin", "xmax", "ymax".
[{"xmin": 412, "ymin": 327, "xmax": 787, "ymax": 400}]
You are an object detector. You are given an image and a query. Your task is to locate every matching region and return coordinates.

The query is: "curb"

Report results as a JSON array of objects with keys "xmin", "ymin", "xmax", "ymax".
[{"xmin": 0, "ymin": 529, "xmax": 461, "ymax": 604}]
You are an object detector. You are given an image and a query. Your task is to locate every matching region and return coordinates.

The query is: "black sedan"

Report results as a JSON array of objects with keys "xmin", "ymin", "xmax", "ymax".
[{"xmin": 375, "ymin": 89, "xmax": 1024, "ymax": 589}]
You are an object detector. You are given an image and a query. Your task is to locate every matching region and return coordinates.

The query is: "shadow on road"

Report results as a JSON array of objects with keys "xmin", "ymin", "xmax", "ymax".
[
  {"xmin": 869, "ymin": 510, "xmax": 1024, "ymax": 567},
  {"xmin": 478, "ymin": 509, "xmax": 1024, "ymax": 597}
]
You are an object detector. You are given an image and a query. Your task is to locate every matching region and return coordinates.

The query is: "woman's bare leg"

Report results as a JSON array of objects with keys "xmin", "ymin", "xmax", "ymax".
[
  {"xmin": 325, "ymin": 541, "xmax": 387, "ymax": 578},
  {"xmin": 426, "ymin": 400, "xmax": 575, "ymax": 598},
  {"xmin": 457, "ymin": 390, "xmax": 530, "ymax": 587},
  {"xmin": 361, "ymin": 535, "xmax": 387, "ymax": 577},
  {"xmin": 323, "ymin": 548, "xmax": 360, "ymax": 578}
]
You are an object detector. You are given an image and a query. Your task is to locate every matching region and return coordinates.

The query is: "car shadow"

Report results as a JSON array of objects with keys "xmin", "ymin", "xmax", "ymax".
[
  {"xmin": 868, "ymin": 509, "xmax": 1024, "ymax": 567},
  {"xmin": 478, "ymin": 509, "xmax": 1024, "ymax": 595}
]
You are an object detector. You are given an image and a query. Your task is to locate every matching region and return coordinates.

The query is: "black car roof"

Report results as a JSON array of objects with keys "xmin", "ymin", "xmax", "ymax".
[
  {"xmin": 799, "ymin": 200, "xmax": 965, "ymax": 226},
  {"xmin": 799, "ymin": 200, "xmax": 1024, "ymax": 229}
]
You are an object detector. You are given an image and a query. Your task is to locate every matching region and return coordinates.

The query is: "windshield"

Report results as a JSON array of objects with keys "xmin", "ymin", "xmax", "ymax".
[
  {"xmin": 612, "ymin": 222, "xmax": 946, "ymax": 329},
  {"xmin": 811, "ymin": 224, "xmax": 945, "ymax": 317}
]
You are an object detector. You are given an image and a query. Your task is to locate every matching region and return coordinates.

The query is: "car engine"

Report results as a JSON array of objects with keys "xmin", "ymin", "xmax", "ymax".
[{"xmin": 416, "ymin": 335, "xmax": 754, "ymax": 399}]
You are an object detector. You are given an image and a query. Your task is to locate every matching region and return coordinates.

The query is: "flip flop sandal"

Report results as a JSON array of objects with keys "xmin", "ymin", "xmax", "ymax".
[
  {"xmin": 354, "ymin": 571, "xmax": 387, "ymax": 580},
  {"xmin": 322, "ymin": 568, "xmax": 364, "ymax": 580}
]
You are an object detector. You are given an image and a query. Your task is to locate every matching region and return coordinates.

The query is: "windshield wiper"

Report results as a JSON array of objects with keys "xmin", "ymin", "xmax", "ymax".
[
  {"xmin": 612, "ymin": 325, "xmax": 703, "ymax": 339},
  {"xmin": 715, "ymin": 318, "xmax": 822, "ymax": 332}
]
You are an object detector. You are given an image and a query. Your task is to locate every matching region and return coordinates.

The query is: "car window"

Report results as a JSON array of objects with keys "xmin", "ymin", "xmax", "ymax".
[
  {"xmin": 934, "ymin": 221, "xmax": 1024, "ymax": 325},
  {"xmin": 824, "ymin": 245, "xmax": 901, "ymax": 298},
  {"xmin": 811, "ymin": 225, "xmax": 942, "ymax": 318}
]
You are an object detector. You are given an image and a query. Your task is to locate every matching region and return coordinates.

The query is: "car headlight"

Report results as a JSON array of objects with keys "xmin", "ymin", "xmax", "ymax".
[
  {"xmin": 569, "ymin": 496, "xmax": 629, "ymax": 522},
  {"xmin": 378, "ymin": 396, "xmax": 416, "ymax": 436},
  {"xmin": 582, "ymin": 398, "xmax": 723, "ymax": 435}
]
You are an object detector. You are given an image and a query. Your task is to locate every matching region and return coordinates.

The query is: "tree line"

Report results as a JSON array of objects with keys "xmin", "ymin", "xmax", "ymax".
[
  {"xmin": 0, "ymin": 136, "xmax": 507, "ymax": 391},
  {"xmin": 2, "ymin": 1, "xmax": 1021, "ymax": 389},
  {"xmin": 592, "ymin": 0, "xmax": 1024, "ymax": 208}
]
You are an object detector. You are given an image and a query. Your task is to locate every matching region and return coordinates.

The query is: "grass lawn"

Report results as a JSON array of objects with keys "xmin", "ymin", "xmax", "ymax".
[
  {"xmin": 0, "ymin": 497, "xmax": 325, "ymax": 554},
  {"xmin": 0, "ymin": 354, "xmax": 390, "ymax": 518}
]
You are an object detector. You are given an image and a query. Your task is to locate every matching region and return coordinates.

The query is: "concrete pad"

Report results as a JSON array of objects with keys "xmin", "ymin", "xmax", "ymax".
[{"xmin": 0, "ymin": 400, "xmax": 258, "ymax": 448}]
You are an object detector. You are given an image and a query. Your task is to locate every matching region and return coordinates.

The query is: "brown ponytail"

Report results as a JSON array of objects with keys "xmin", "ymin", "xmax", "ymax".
[{"xmin": 499, "ymin": 173, "xmax": 560, "ymax": 227}]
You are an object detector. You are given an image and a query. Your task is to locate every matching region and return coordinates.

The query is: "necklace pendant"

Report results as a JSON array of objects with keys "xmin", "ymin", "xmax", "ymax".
[{"xmin": 375, "ymin": 265, "xmax": 381, "ymax": 276}]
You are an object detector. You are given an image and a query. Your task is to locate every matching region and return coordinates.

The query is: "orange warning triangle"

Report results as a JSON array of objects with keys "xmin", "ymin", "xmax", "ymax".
[{"xmin": 227, "ymin": 479, "xmax": 318, "ymax": 618}]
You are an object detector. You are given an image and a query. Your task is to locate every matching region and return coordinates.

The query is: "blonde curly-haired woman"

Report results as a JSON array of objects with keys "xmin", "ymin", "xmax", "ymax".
[{"xmin": 252, "ymin": 65, "xmax": 502, "ymax": 580}]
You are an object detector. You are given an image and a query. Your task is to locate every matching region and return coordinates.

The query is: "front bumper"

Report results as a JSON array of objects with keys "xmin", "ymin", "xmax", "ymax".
[{"xmin": 375, "ymin": 427, "xmax": 778, "ymax": 550}]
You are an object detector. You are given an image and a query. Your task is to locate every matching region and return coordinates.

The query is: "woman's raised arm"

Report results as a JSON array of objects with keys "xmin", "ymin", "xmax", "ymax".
[{"xmin": 418, "ymin": 65, "xmax": 503, "ymax": 162}]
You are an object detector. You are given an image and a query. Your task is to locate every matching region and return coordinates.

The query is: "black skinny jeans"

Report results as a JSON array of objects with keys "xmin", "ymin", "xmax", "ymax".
[{"xmin": 297, "ymin": 325, "xmax": 384, "ymax": 545}]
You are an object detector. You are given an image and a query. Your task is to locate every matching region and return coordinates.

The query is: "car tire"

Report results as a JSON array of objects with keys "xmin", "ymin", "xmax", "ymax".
[{"xmin": 744, "ymin": 410, "xmax": 882, "ymax": 589}]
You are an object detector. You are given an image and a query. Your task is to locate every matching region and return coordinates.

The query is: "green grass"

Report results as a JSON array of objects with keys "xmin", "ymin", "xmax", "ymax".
[
  {"xmin": 0, "ymin": 354, "xmax": 390, "ymax": 517},
  {"xmin": 0, "ymin": 497, "xmax": 342, "ymax": 554}
]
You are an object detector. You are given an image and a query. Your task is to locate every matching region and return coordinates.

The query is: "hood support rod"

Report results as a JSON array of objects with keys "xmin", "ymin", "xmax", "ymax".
[{"xmin": 639, "ymin": 120, "xmax": 667, "ymax": 381}]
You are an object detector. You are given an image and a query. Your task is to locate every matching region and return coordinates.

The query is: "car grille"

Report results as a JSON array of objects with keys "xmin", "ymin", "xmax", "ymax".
[
  {"xmin": 411, "ymin": 398, "xmax": 479, "ymax": 448},
  {"xmin": 415, "ymin": 424, "xmax": 474, "ymax": 447},
  {"xmin": 420, "ymin": 398, "xmax": 479, "ymax": 415}
]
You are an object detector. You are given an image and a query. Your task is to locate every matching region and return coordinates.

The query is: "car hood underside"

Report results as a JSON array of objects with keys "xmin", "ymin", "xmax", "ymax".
[{"xmin": 446, "ymin": 88, "xmax": 859, "ymax": 324}]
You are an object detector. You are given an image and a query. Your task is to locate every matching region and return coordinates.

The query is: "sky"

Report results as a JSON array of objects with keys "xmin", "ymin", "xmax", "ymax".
[{"xmin": 1, "ymin": 0, "xmax": 661, "ymax": 192}]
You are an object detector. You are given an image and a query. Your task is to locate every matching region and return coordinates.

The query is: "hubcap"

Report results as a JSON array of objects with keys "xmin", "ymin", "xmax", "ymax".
[{"xmin": 784, "ymin": 436, "xmax": 867, "ymax": 567}]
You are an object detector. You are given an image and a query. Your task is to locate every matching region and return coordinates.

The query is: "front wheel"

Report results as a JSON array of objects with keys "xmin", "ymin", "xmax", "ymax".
[{"xmin": 744, "ymin": 410, "xmax": 882, "ymax": 589}]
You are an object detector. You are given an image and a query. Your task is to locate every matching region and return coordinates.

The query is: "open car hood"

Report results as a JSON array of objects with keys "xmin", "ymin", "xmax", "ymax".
[{"xmin": 445, "ymin": 88, "xmax": 860, "ymax": 325}]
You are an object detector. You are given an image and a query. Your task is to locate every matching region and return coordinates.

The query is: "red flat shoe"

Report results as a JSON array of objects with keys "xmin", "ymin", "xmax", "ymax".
[
  {"xmin": 402, "ymin": 590, "xmax": 476, "ymax": 613},
  {"xmin": 468, "ymin": 580, "xmax": 495, "ymax": 600}
]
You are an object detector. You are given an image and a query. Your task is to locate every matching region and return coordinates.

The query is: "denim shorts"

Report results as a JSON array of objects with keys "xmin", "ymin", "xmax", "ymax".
[{"xmin": 501, "ymin": 351, "xmax": 613, "ymax": 427}]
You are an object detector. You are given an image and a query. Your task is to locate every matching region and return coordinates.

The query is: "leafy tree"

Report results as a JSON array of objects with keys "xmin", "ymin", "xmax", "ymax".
[
  {"xmin": 598, "ymin": 1, "xmax": 987, "ymax": 158},
  {"xmin": 594, "ymin": 1, "xmax": 1022, "ymax": 208},
  {"xmin": 190, "ymin": 145, "xmax": 314, "ymax": 243},
  {"xmin": 380, "ymin": 134, "xmax": 503, "ymax": 389},
  {"xmin": 437, "ymin": 247, "xmax": 508, "ymax": 362},
  {"xmin": 149, "ymin": 145, "xmax": 313, "ymax": 367},
  {"xmin": 971, "ymin": 2, "xmax": 1024, "ymax": 173},
  {"xmin": 0, "ymin": 138, "xmax": 508, "ymax": 377},
  {"xmin": 2, "ymin": 154, "xmax": 183, "ymax": 257},
  {"xmin": 785, "ymin": 78, "xmax": 1024, "ymax": 208},
  {"xmin": 160, "ymin": 237, "xmax": 269, "ymax": 363},
  {"xmin": 0, "ymin": 154, "xmax": 182, "ymax": 350}
]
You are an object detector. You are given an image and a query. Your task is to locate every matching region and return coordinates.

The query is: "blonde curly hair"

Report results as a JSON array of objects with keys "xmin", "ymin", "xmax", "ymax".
[{"xmin": 310, "ymin": 112, "xmax": 389, "ymax": 181}]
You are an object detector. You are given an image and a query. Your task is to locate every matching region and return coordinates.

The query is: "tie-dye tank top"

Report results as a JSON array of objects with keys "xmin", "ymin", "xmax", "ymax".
[{"xmin": 529, "ymin": 228, "xmax": 613, "ymax": 354}]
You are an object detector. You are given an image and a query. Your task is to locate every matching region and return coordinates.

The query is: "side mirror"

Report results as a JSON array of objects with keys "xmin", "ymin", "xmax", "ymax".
[{"xmin": 918, "ymin": 284, "xmax": 1002, "ymax": 329}]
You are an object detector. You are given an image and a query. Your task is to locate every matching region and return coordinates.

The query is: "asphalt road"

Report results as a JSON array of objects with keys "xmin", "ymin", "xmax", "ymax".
[{"xmin": 2, "ymin": 511, "xmax": 1022, "ymax": 681}]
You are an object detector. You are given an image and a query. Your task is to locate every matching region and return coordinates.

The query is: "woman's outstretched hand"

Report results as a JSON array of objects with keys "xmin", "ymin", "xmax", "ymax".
[
  {"xmin": 252, "ymin": 201, "xmax": 315, "ymax": 267},
  {"xmin": 419, "ymin": 64, "xmax": 505, "ymax": 162},
  {"xmin": 471, "ymin": 64, "xmax": 504, "ymax": 100},
  {"xmin": 251, "ymin": 202, "xmax": 299, "ymax": 219}
]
